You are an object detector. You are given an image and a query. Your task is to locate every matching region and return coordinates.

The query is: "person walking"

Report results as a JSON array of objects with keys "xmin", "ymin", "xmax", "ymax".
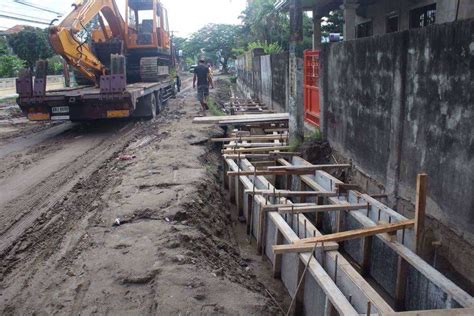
[{"xmin": 193, "ymin": 58, "xmax": 214, "ymax": 111}]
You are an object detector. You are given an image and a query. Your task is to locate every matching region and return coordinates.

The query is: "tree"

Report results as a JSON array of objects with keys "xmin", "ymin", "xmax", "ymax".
[
  {"xmin": 8, "ymin": 27, "xmax": 53, "ymax": 70},
  {"xmin": 239, "ymin": 0, "xmax": 289, "ymax": 49},
  {"xmin": 0, "ymin": 37, "xmax": 9, "ymax": 55},
  {"xmin": 247, "ymin": 41, "xmax": 283, "ymax": 54},
  {"xmin": 321, "ymin": 10, "xmax": 344, "ymax": 37},
  {"xmin": 0, "ymin": 55, "xmax": 25, "ymax": 78},
  {"xmin": 186, "ymin": 24, "xmax": 241, "ymax": 73}
]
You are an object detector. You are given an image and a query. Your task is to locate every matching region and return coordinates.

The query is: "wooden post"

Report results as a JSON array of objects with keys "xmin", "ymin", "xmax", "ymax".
[
  {"xmin": 395, "ymin": 256, "xmax": 408, "ymax": 311},
  {"xmin": 222, "ymin": 160, "xmax": 229, "ymax": 189},
  {"xmin": 229, "ymin": 175, "xmax": 235, "ymax": 203},
  {"xmin": 273, "ymin": 230, "xmax": 283, "ymax": 279},
  {"xmin": 237, "ymin": 177, "xmax": 244, "ymax": 216},
  {"xmin": 360, "ymin": 236, "xmax": 373, "ymax": 277},
  {"xmin": 415, "ymin": 173, "xmax": 427, "ymax": 255},
  {"xmin": 247, "ymin": 195, "xmax": 253, "ymax": 235},
  {"xmin": 256, "ymin": 204, "xmax": 264, "ymax": 254}
]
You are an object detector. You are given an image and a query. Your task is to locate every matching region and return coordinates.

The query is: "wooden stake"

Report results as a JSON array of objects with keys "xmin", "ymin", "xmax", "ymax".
[{"xmin": 415, "ymin": 173, "xmax": 427, "ymax": 255}]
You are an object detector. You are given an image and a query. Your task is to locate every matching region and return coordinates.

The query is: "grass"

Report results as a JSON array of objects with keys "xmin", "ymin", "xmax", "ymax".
[
  {"xmin": 288, "ymin": 128, "xmax": 323, "ymax": 151},
  {"xmin": 207, "ymin": 97, "xmax": 225, "ymax": 116},
  {"xmin": 305, "ymin": 128, "xmax": 322, "ymax": 141}
]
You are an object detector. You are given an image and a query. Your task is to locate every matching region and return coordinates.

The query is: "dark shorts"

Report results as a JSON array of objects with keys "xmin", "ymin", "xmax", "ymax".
[{"xmin": 197, "ymin": 85, "xmax": 209, "ymax": 102}]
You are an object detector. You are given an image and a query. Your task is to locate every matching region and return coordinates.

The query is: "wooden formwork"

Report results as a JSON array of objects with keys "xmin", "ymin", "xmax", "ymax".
[{"xmin": 198, "ymin": 113, "xmax": 473, "ymax": 315}]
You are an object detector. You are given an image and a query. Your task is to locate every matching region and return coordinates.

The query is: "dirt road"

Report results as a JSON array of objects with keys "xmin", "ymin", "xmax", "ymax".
[{"xmin": 0, "ymin": 78, "xmax": 288, "ymax": 315}]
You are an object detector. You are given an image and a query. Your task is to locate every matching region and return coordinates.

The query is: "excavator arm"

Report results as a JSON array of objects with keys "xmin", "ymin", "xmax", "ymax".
[{"xmin": 49, "ymin": 0, "xmax": 126, "ymax": 84}]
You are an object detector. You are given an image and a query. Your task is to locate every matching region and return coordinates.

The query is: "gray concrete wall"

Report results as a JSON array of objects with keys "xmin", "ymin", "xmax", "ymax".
[
  {"xmin": 320, "ymin": 18, "xmax": 474, "ymax": 288},
  {"xmin": 236, "ymin": 52, "xmax": 289, "ymax": 113}
]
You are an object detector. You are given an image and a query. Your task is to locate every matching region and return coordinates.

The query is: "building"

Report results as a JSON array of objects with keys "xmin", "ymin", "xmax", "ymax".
[
  {"xmin": 275, "ymin": 0, "xmax": 474, "ymax": 43},
  {"xmin": 345, "ymin": 0, "xmax": 474, "ymax": 40}
]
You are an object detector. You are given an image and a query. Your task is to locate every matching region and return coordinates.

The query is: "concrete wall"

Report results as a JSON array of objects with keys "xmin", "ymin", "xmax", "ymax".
[
  {"xmin": 236, "ymin": 52, "xmax": 289, "ymax": 112},
  {"xmin": 346, "ymin": 0, "xmax": 474, "ymax": 40},
  {"xmin": 320, "ymin": 19, "xmax": 474, "ymax": 288}
]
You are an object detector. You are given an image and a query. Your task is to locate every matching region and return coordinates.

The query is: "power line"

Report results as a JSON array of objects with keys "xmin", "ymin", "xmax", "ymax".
[
  {"xmin": 13, "ymin": 0, "xmax": 63, "ymax": 16},
  {"xmin": 0, "ymin": 14, "xmax": 51, "ymax": 26},
  {"xmin": 0, "ymin": 10, "xmax": 51, "ymax": 23}
]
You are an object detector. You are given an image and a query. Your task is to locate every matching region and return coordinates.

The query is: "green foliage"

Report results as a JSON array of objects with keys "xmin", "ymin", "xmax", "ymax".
[
  {"xmin": 0, "ymin": 37, "xmax": 9, "ymax": 55},
  {"xmin": 239, "ymin": 0, "xmax": 289, "ymax": 48},
  {"xmin": 321, "ymin": 10, "xmax": 344, "ymax": 37},
  {"xmin": 0, "ymin": 55, "xmax": 26, "ymax": 78},
  {"xmin": 247, "ymin": 41, "xmax": 283, "ymax": 54},
  {"xmin": 305, "ymin": 128, "xmax": 322, "ymax": 141},
  {"xmin": 207, "ymin": 98, "xmax": 224, "ymax": 116},
  {"xmin": 186, "ymin": 24, "xmax": 241, "ymax": 73},
  {"xmin": 8, "ymin": 27, "xmax": 53, "ymax": 69},
  {"xmin": 47, "ymin": 55, "xmax": 64, "ymax": 75}
]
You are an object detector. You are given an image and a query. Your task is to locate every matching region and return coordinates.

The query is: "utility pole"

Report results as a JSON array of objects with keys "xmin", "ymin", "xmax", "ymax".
[{"xmin": 288, "ymin": 0, "xmax": 304, "ymax": 145}]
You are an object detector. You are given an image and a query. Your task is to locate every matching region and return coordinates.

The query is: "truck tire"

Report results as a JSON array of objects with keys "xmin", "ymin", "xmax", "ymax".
[
  {"xmin": 155, "ymin": 91, "xmax": 162, "ymax": 113},
  {"xmin": 134, "ymin": 93, "xmax": 156, "ymax": 119}
]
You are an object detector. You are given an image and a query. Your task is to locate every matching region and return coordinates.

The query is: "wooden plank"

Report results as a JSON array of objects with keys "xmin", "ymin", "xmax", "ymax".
[
  {"xmin": 379, "ymin": 308, "xmax": 474, "ymax": 316},
  {"xmin": 245, "ymin": 189, "xmax": 337, "ymax": 198},
  {"xmin": 218, "ymin": 118, "xmax": 289, "ymax": 125},
  {"xmin": 193, "ymin": 113, "xmax": 289, "ymax": 124},
  {"xmin": 223, "ymin": 152, "xmax": 300, "ymax": 159},
  {"xmin": 224, "ymin": 143, "xmax": 287, "ymax": 148},
  {"xmin": 272, "ymin": 242, "xmax": 339, "ymax": 254},
  {"xmin": 223, "ymin": 146, "xmax": 291, "ymax": 154},
  {"xmin": 262, "ymin": 203, "xmax": 367, "ymax": 214},
  {"xmin": 268, "ymin": 164, "xmax": 351, "ymax": 171},
  {"xmin": 295, "ymin": 220, "xmax": 415, "ymax": 245},
  {"xmin": 227, "ymin": 165, "xmax": 350, "ymax": 176},
  {"xmin": 211, "ymin": 135, "xmax": 289, "ymax": 142},
  {"xmin": 415, "ymin": 173, "xmax": 427, "ymax": 255}
]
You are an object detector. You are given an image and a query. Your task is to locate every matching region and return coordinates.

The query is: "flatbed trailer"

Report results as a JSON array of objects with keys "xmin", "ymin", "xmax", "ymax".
[{"xmin": 16, "ymin": 72, "xmax": 176, "ymax": 121}]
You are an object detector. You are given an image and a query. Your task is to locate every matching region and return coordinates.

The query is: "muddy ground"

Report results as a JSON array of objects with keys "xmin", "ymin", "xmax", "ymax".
[{"xmin": 0, "ymin": 76, "xmax": 289, "ymax": 315}]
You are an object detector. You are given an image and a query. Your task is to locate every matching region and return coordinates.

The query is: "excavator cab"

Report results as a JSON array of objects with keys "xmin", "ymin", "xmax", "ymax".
[{"xmin": 125, "ymin": 0, "xmax": 170, "ymax": 51}]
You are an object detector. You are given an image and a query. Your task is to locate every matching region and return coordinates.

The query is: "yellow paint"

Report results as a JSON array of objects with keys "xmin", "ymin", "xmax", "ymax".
[
  {"xmin": 28, "ymin": 113, "xmax": 50, "ymax": 121},
  {"xmin": 107, "ymin": 110, "xmax": 129, "ymax": 118}
]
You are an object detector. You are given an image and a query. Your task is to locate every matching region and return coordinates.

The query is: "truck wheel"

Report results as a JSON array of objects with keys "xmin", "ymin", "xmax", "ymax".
[
  {"xmin": 148, "ymin": 93, "xmax": 157, "ymax": 119},
  {"xmin": 134, "ymin": 94, "xmax": 156, "ymax": 119},
  {"xmin": 155, "ymin": 91, "xmax": 162, "ymax": 114}
]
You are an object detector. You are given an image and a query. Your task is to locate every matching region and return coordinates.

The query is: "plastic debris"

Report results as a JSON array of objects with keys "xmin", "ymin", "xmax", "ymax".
[{"xmin": 118, "ymin": 154, "xmax": 137, "ymax": 161}]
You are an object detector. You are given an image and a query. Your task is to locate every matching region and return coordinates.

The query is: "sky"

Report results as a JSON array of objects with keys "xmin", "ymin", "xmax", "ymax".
[{"xmin": 0, "ymin": 0, "xmax": 248, "ymax": 37}]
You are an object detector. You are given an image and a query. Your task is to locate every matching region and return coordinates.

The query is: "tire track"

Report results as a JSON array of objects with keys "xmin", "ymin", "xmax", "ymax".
[{"xmin": 0, "ymin": 122, "xmax": 140, "ymax": 255}]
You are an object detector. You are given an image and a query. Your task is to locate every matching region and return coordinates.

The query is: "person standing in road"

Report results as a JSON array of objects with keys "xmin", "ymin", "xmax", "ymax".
[{"xmin": 193, "ymin": 58, "xmax": 214, "ymax": 111}]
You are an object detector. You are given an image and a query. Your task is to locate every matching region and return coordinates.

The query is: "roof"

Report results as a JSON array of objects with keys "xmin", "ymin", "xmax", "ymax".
[
  {"xmin": 4, "ymin": 25, "xmax": 27, "ymax": 34},
  {"xmin": 275, "ymin": 0, "xmax": 342, "ymax": 13}
]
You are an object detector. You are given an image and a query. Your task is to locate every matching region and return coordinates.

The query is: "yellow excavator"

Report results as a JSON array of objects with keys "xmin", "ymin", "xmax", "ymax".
[
  {"xmin": 49, "ymin": 0, "xmax": 172, "ymax": 84},
  {"xmin": 16, "ymin": 0, "xmax": 176, "ymax": 121}
]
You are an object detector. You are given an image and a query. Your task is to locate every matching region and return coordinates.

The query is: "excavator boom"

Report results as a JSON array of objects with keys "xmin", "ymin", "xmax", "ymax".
[{"xmin": 49, "ymin": 0, "xmax": 126, "ymax": 84}]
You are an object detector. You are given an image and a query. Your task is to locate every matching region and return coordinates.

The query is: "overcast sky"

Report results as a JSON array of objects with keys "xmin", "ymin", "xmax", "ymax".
[{"xmin": 0, "ymin": 0, "xmax": 247, "ymax": 37}]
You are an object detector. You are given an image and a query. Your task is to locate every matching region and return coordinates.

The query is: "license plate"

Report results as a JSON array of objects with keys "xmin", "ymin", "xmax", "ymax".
[
  {"xmin": 51, "ymin": 115, "xmax": 70, "ymax": 121},
  {"xmin": 52, "ymin": 106, "xmax": 69, "ymax": 114}
]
